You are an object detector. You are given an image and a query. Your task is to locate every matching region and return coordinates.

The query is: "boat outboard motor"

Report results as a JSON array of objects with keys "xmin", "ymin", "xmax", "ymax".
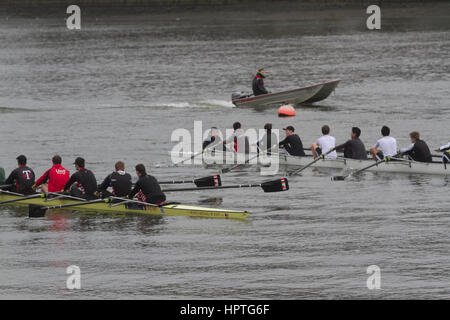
[{"xmin": 231, "ymin": 92, "xmax": 252, "ymax": 101}]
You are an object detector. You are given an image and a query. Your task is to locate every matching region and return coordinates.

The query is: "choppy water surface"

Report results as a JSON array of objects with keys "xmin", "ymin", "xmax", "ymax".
[{"xmin": 0, "ymin": 3, "xmax": 449, "ymax": 299}]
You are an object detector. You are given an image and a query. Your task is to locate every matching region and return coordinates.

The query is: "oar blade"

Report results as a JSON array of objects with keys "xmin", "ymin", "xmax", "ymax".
[
  {"xmin": 29, "ymin": 205, "xmax": 47, "ymax": 218},
  {"xmin": 331, "ymin": 175, "xmax": 346, "ymax": 181},
  {"xmin": 194, "ymin": 175, "xmax": 222, "ymax": 187},
  {"xmin": 261, "ymin": 178, "xmax": 289, "ymax": 193}
]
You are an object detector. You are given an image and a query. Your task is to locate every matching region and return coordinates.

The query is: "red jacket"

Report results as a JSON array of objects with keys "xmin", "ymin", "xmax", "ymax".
[{"xmin": 35, "ymin": 164, "xmax": 70, "ymax": 192}]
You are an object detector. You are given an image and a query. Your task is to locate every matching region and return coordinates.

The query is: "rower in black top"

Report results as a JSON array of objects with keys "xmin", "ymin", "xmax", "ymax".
[
  {"xmin": 279, "ymin": 126, "xmax": 305, "ymax": 156},
  {"xmin": 334, "ymin": 127, "xmax": 367, "ymax": 160},
  {"xmin": 399, "ymin": 131, "xmax": 432, "ymax": 163},
  {"xmin": 4, "ymin": 155, "xmax": 35, "ymax": 195},
  {"xmin": 257, "ymin": 123, "xmax": 278, "ymax": 155},
  {"xmin": 98, "ymin": 161, "xmax": 132, "ymax": 198},
  {"xmin": 128, "ymin": 164, "xmax": 166, "ymax": 205},
  {"xmin": 203, "ymin": 127, "xmax": 223, "ymax": 150},
  {"xmin": 64, "ymin": 157, "xmax": 98, "ymax": 200}
]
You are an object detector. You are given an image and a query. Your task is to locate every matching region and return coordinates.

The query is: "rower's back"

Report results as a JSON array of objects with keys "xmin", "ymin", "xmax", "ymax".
[
  {"xmin": 9, "ymin": 165, "xmax": 35, "ymax": 194},
  {"xmin": 137, "ymin": 174, "xmax": 166, "ymax": 204}
]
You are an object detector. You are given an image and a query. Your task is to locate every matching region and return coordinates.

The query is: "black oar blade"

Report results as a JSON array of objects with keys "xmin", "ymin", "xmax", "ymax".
[
  {"xmin": 194, "ymin": 175, "xmax": 222, "ymax": 187},
  {"xmin": 29, "ymin": 205, "xmax": 47, "ymax": 218},
  {"xmin": 331, "ymin": 176, "xmax": 346, "ymax": 181},
  {"xmin": 220, "ymin": 167, "xmax": 231, "ymax": 174},
  {"xmin": 261, "ymin": 178, "xmax": 289, "ymax": 193}
]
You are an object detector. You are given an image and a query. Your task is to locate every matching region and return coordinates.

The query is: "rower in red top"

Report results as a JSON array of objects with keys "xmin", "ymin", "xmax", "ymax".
[
  {"xmin": 4, "ymin": 155, "xmax": 36, "ymax": 195},
  {"xmin": 64, "ymin": 157, "xmax": 98, "ymax": 200},
  {"xmin": 33, "ymin": 155, "xmax": 70, "ymax": 193}
]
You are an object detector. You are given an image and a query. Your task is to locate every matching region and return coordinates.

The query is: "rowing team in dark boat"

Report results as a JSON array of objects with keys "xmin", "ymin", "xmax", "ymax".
[
  {"xmin": 202, "ymin": 123, "xmax": 450, "ymax": 164},
  {"xmin": 0, "ymin": 155, "xmax": 166, "ymax": 204}
]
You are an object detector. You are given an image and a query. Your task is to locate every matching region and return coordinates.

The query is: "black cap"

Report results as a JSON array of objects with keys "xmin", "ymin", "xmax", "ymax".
[
  {"xmin": 16, "ymin": 155, "xmax": 27, "ymax": 165},
  {"xmin": 73, "ymin": 157, "xmax": 85, "ymax": 168},
  {"xmin": 283, "ymin": 126, "xmax": 295, "ymax": 132}
]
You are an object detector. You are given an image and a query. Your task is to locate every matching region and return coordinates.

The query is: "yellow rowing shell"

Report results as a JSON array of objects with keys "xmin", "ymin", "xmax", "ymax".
[{"xmin": 0, "ymin": 194, "xmax": 249, "ymax": 220}]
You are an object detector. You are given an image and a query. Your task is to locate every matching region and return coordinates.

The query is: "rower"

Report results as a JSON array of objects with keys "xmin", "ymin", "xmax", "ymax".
[
  {"xmin": 370, "ymin": 126, "xmax": 398, "ymax": 161},
  {"xmin": 257, "ymin": 123, "xmax": 278, "ymax": 155},
  {"xmin": 311, "ymin": 125, "xmax": 337, "ymax": 159},
  {"xmin": 97, "ymin": 161, "xmax": 132, "ymax": 198},
  {"xmin": 435, "ymin": 142, "xmax": 450, "ymax": 163},
  {"xmin": 203, "ymin": 127, "xmax": 223, "ymax": 150},
  {"xmin": 399, "ymin": 131, "xmax": 432, "ymax": 163},
  {"xmin": 33, "ymin": 155, "xmax": 70, "ymax": 193},
  {"xmin": 4, "ymin": 155, "xmax": 36, "ymax": 195},
  {"xmin": 63, "ymin": 157, "xmax": 98, "ymax": 200},
  {"xmin": 252, "ymin": 68, "xmax": 268, "ymax": 96},
  {"xmin": 279, "ymin": 125, "xmax": 305, "ymax": 156},
  {"xmin": 334, "ymin": 127, "xmax": 367, "ymax": 160},
  {"xmin": 224, "ymin": 122, "xmax": 249, "ymax": 154},
  {"xmin": 128, "ymin": 164, "xmax": 166, "ymax": 205}
]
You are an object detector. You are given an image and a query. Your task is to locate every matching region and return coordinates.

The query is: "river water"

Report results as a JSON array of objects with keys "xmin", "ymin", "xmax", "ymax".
[{"xmin": 0, "ymin": 3, "xmax": 449, "ymax": 299}]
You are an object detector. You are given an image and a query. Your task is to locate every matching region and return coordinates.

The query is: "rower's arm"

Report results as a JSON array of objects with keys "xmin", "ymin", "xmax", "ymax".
[
  {"xmin": 35, "ymin": 169, "xmax": 50, "ymax": 187},
  {"xmin": 64, "ymin": 173, "xmax": 77, "ymax": 191},
  {"xmin": 439, "ymin": 142, "xmax": 450, "ymax": 151},
  {"xmin": 4, "ymin": 169, "xmax": 17, "ymax": 186},
  {"xmin": 279, "ymin": 137, "xmax": 288, "ymax": 148},
  {"xmin": 98, "ymin": 174, "xmax": 112, "ymax": 192},
  {"xmin": 128, "ymin": 181, "xmax": 140, "ymax": 199},
  {"xmin": 334, "ymin": 142, "xmax": 346, "ymax": 152},
  {"xmin": 399, "ymin": 143, "xmax": 414, "ymax": 154}
]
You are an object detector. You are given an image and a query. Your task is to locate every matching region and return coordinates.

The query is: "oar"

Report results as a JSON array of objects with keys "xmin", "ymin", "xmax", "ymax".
[
  {"xmin": 288, "ymin": 148, "xmax": 336, "ymax": 176},
  {"xmin": 159, "ymin": 174, "xmax": 222, "ymax": 187},
  {"xmin": 0, "ymin": 189, "xmax": 26, "ymax": 196},
  {"xmin": 174, "ymin": 141, "xmax": 224, "ymax": 165},
  {"xmin": 162, "ymin": 178, "xmax": 289, "ymax": 193},
  {"xmin": 0, "ymin": 193, "xmax": 42, "ymax": 205},
  {"xmin": 332, "ymin": 153, "xmax": 401, "ymax": 181},
  {"xmin": 220, "ymin": 144, "xmax": 278, "ymax": 174},
  {"xmin": 0, "ymin": 184, "xmax": 12, "ymax": 189},
  {"xmin": 45, "ymin": 192, "xmax": 88, "ymax": 202}
]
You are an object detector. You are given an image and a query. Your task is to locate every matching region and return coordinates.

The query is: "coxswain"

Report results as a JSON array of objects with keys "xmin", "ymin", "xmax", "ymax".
[
  {"xmin": 252, "ymin": 68, "xmax": 268, "ymax": 96},
  {"xmin": 97, "ymin": 161, "xmax": 132, "ymax": 198},
  {"xmin": 128, "ymin": 164, "xmax": 166, "ymax": 205},
  {"xmin": 334, "ymin": 127, "xmax": 367, "ymax": 160},
  {"xmin": 399, "ymin": 131, "xmax": 432, "ymax": 162},
  {"xmin": 435, "ymin": 142, "xmax": 450, "ymax": 163},
  {"xmin": 311, "ymin": 125, "xmax": 337, "ymax": 159},
  {"xmin": 370, "ymin": 126, "xmax": 398, "ymax": 160},
  {"xmin": 63, "ymin": 157, "xmax": 98, "ymax": 200},
  {"xmin": 279, "ymin": 126, "xmax": 305, "ymax": 156},
  {"xmin": 33, "ymin": 155, "xmax": 70, "ymax": 193},
  {"xmin": 4, "ymin": 155, "xmax": 36, "ymax": 195}
]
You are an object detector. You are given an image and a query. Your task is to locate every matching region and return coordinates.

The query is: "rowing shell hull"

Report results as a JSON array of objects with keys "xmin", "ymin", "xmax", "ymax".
[
  {"xmin": 232, "ymin": 79, "xmax": 340, "ymax": 108},
  {"xmin": 201, "ymin": 151, "xmax": 450, "ymax": 175},
  {"xmin": 0, "ymin": 194, "xmax": 249, "ymax": 220},
  {"xmin": 278, "ymin": 155, "xmax": 450, "ymax": 175}
]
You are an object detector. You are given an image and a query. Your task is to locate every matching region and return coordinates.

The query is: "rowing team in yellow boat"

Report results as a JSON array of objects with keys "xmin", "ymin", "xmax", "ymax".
[
  {"xmin": 202, "ymin": 123, "xmax": 450, "ymax": 163},
  {"xmin": 0, "ymin": 155, "xmax": 166, "ymax": 205}
]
